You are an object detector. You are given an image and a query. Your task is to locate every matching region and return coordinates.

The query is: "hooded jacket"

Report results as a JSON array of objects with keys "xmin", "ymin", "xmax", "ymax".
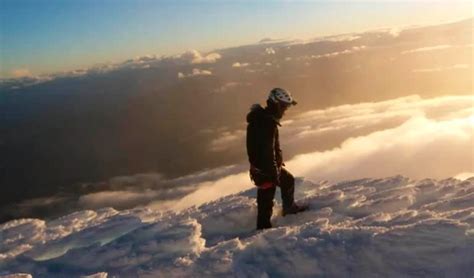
[{"xmin": 246, "ymin": 104, "xmax": 283, "ymax": 185}]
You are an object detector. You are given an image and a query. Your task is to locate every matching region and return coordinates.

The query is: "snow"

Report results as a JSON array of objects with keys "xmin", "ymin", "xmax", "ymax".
[{"xmin": 1, "ymin": 176, "xmax": 473, "ymax": 277}]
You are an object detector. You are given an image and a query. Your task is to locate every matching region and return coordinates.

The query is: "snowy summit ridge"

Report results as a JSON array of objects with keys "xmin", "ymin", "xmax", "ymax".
[{"xmin": 1, "ymin": 175, "xmax": 473, "ymax": 277}]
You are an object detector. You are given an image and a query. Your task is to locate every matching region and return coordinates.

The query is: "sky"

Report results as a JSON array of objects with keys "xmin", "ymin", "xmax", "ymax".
[{"xmin": 0, "ymin": 0, "xmax": 472, "ymax": 78}]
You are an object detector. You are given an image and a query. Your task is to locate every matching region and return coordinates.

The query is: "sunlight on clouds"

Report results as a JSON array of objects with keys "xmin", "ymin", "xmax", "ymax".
[
  {"xmin": 454, "ymin": 172, "xmax": 474, "ymax": 180},
  {"xmin": 179, "ymin": 50, "xmax": 221, "ymax": 64},
  {"xmin": 78, "ymin": 190, "xmax": 161, "ymax": 209},
  {"xmin": 310, "ymin": 45, "xmax": 366, "ymax": 60},
  {"xmin": 2, "ymin": 49, "xmax": 223, "ymax": 89},
  {"xmin": 178, "ymin": 68, "xmax": 212, "ymax": 78},
  {"xmin": 232, "ymin": 62, "xmax": 250, "ymax": 68},
  {"xmin": 287, "ymin": 113, "xmax": 473, "ymax": 182},
  {"xmin": 401, "ymin": 44, "xmax": 453, "ymax": 54},
  {"xmin": 265, "ymin": 47, "xmax": 276, "ymax": 55},
  {"xmin": 281, "ymin": 95, "xmax": 474, "ymax": 182},
  {"xmin": 212, "ymin": 82, "xmax": 252, "ymax": 93},
  {"xmin": 11, "ymin": 68, "xmax": 32, "ymax": 78},
  {"xmin": 388, "ymin": 27, "xmax": 401, "ymax": 37},
  {"xmin": 149, "ymin": 172, "xmax": 251, "ymax": 212},
  {"xmin": 412, "ymin": 64, "xmax": 470, "ymax": 73},
  {"xmin": 170, "ymin": 172, "xmax": 251, "ymax": 211},
  {"xmin": 209, "ymin": 130, "xmax": 246, "ymax": 152},
  {"xmin": 285, "ymin": 34, "xmax": 361, "ymax": 46},
  {"xmin": 401, "ymin": 44, "xmax": 472, "ymax": 54}
]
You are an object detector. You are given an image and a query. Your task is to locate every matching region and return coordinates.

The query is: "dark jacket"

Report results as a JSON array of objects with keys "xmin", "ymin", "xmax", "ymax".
[{"xmin": 246, "ymin": 104, "xmax": 283, "ymax": 185}]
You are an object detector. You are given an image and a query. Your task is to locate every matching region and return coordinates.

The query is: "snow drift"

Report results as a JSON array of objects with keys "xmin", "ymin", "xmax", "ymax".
[{"xmin": 1, "ymin": 175, "xmax": 473, "ymax": 277}]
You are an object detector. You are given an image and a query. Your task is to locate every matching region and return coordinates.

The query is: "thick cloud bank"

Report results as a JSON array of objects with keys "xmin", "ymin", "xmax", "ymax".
[
  {"xmin": 285, "ymin": 95, "xmax": 474, "ymax": 181},
  {"xmin": 1, "ymin": 176, "xmax": 473, "ymax": 277}
]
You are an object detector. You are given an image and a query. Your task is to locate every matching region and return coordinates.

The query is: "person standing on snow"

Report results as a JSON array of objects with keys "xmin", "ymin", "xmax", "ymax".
[{"xmin": 246, "ymin": 88, "xmax": 308, "ymax": 230}]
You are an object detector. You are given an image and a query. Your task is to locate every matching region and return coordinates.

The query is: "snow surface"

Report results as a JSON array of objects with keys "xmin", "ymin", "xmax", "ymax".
[{"xmin": 1, "ymin": 176, "xmax": 473, "ymax": 277}]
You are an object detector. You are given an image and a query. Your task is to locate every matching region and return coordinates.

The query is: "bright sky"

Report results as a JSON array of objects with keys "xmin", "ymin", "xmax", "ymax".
[{"xmin": 0, "ymin": 0, "xmax": 471, "ymax": 78}]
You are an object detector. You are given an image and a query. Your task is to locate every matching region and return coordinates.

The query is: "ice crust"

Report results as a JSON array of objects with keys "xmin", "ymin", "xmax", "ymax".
[{"xmin": 1, "ymin": 176, "xmax": 473, "ymax": 277}]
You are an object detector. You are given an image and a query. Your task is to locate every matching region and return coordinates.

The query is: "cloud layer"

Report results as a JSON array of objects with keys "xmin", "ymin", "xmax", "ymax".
[
  {"xmin": 401, "ymin": 44, "xmax": 473, "ymax": 54},
  {"xmin": 11, "ymin": 68, "xmax": 32, "ymax": 78},
  {"xmin": 20, "ymin": 95, "xmax": 472, "ymax": 215},
  {"xmin": 178, "ymin": 68, "xmax": 213, "ymax": 78},
  {"xmin": 284, "ymin": 95, "xmax": 473, "ymax": 181},
  {"xmin": 412, "ymin": 64, "xmax": 470, "ymax": 73},
  {"xmin": 177, "ymin": 50, "xmax": 222, "ymax": 64},
  {"xmin": 1, "ymin": 49, "xmax": 221, "ymax": 89}
]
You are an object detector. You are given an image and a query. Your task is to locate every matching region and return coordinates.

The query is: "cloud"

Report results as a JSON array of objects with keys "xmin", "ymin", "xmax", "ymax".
[
  {"xmin": 2, "ymin": 50, "xmax": 221, "ymax": 90},
  {"xmin": 259, "ymin": 37, "xmax": 290, "ymax": 44},
  {"xmin": 1, "ymin": 69, "xmax": 51, "ymax": 90},
  {"xmin": 209, "ymin": 129, "xmax": 246, "ymax": 152},
  {"xmin": 454, "ymin": 172, "xmax": 474, "ymax": 180},
  {"xmin": 402, "ymin": 44, "xmax": 453, "ymax": 54},
  {"xmin": 265, "ymin": 47, "xmax": 276, "ymax": 55},
  {"xmin": 0, "ymin": 76, "xmax": 52, "ymax": 90},
  {"xmin": 212, "ymin": 82, "xmax": 251, "ymax": 93},
  {"xmin": 285, "ymin": 95, "xmax": 473, "ymax": 141},
  {"xmin": 324, "ymin": 34, "xmax": 361, "ymax": 42},
  {"xmin": 114, "ymin": 50, "xmax": 221, "ymax": 69},
  {"xmin": 6, "ymin": 165, "xmax": 247, "ymax": 218},
  {"xmin": 306, "ymin": 45, "xmax": 367, "ymax": 60},
  {"xmin": 245, "ymin": 69, "xmax": 259, "ymax": 73},
  {"xmin": 401, "ymin": 44, "xmax": 473, "ymax": 54},
  {"xmin": 77, "ymin": 186, "xmax": 195, "ymax": 210},
  {"xmin": 11, "ymin": 68, "xmax": 32, "ymax": 78},
  {"xmin": 388, "ymin": 27, "xmax": 401, "ymax": 37},
  {"xmin": 289, "ymin": 113, "xmax": 472, "ymax": 181},
  {"xmin": 232, "ymin": 62, "xmax": 250, "ymax": 68},
  {"xmin": 178, "ymin": 68, "xmax": 213, "ymax": 78},
  {"xmin": 285, "ymin": 34, "xmax": 361, "ymax": 46},
  {"xmin": 412, "ymin": 64, "xmax": 470, "ymax": 73},
  {"xmin": 78, "ymin": 190, "xmax": 161, "ymax": 209},
  {"xmin": 79, "ymin": 164, "xmax": 250, "ymax": 211},
  {"xmin": 191, "ymin": 68, "xmax": 212, "ymax": 76},
  {"xmin": 122, "ymin": 55, "xmax": 158, "ymax": 64},
  {"xmin": 156, "ymin": 172, "xmax": 251, "ymax": 211},
  {"xmin": 178, "ymin": 50, "xmax": 221, "ymax": 64},
  {"xmin": 16, "ymin": 196, "xmax": 68, "ymax": 208},
  {"xmin": 282, "ymin": 95, "xmax": 474, "ymax": 182}
]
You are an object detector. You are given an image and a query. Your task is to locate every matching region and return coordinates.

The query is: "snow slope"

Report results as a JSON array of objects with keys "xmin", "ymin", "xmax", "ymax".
[{"xmin": 1, "ymin": 176, "xmax": 473, "ymax": 277}]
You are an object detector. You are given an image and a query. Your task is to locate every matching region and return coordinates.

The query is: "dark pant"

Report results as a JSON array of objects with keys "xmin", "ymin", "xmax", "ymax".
[{"xmin": 257, "ymin": 168, "xmax": 295, "ymax": 230}]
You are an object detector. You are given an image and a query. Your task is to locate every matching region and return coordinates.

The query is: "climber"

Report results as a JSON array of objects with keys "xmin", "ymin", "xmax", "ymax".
[{"xmin": 246, "ymin": 88, "xmax": 308, "ymax": 230}]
